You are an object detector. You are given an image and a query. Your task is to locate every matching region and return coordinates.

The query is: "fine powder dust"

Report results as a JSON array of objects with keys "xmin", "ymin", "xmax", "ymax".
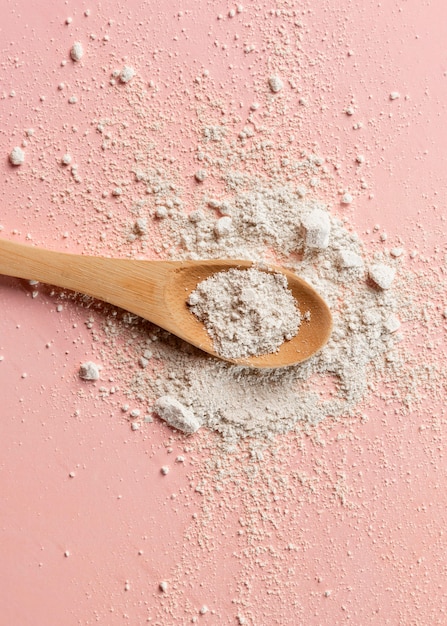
[{"xmin": 188, "ymin": 267, "xmax": 301, "ymax": 359}]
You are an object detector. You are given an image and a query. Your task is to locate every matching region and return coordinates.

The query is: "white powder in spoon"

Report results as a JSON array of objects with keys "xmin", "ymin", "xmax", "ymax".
[{"xmin": 188, "ymin": 267, "xmax": 300, "ymax": 359}]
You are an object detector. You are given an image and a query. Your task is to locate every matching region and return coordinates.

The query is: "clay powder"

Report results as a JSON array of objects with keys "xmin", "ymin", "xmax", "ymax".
[{"xmin": 188, "ymin": 267, "xmax": 301, "ymax": 359}]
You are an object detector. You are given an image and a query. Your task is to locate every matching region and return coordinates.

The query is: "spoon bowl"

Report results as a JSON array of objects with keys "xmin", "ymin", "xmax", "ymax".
[{"xmin": 0, "ymin": 238, "xmax": 332, "ymax": 368}]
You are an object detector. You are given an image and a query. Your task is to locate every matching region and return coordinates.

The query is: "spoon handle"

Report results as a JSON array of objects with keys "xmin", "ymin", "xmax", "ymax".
[{"xmin": 0, "ymin": 238, "xmax": 177, "ymax": 327}]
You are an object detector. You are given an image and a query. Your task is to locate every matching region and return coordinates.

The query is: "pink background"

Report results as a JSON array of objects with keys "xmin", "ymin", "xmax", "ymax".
[{"xmin": 1, "ymin": 1, "xmax": 447, "ymax": 624}]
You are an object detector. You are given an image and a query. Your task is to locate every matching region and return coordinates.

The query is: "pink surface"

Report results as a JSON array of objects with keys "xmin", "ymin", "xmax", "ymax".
[{"xmin": 1, "ymin": 1, "xmax": 447, "ymax": 625}]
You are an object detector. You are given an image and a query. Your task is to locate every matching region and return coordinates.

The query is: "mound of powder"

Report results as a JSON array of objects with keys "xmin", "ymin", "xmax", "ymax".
[
  {"xmin": 52, "ymin": 75, "xmax": 408, "ymax": 445},
  {"xmin": 188, "ymin": 267, "xmax": 301, "ymax": 359}
]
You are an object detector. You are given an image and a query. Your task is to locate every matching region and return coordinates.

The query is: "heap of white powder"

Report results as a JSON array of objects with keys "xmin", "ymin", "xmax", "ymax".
[
  {"xmin": 53, "ymin": 81, "xmax": 408, "ymax": 445},
  {"xmin": 188, "ymin": 267, "xmax": 300, "ymax": 359},
  {"xmin": 91, "ymin": 169, "xmax": 405, "ymax": 444}
]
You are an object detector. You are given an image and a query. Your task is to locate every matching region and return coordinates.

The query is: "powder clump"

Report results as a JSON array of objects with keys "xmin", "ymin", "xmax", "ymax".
[
  {"xmin": 70, "ymin": 42, "xmax": 84, "ymax": 61},
  {"xmin": 338, "ymin": 249, "xmax": 364, "ymax": 270},
  {"xmin": 9, "ymin": 147, "xmax": 25, "ymax": 166},
  {"xmin": 214, "ymin": 216, "xmax": 232, "ymax": 238},
  {"xmin": 268, "ymin": 75, "xmax": 283, "ymax": 93},
  {"xmin": 79, "ymin": 361, "xmax": 100, "ymax": 381},
  {"xmin": 301, "ymin": 208, "xmax": 331, "ymax": 250},
  {"xmin": 119, "ymin": 66, "xmax": 135, "ymax": 83},
  {"xmin": 153, "ymin": 396, "xmax": 201, "ymax": 434},
  {"xmin": 369, "ymin": 263, "xmax": 396, "ymax": 290},
  {"xmin": 188, "ymin": 267, "xmax": 301, "ymax": 359}
]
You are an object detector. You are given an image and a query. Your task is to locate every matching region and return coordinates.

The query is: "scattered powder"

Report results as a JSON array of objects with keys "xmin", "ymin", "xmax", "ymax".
[
  {"xmin": 188, "ymin": 267, "xmax": 301, "ymax": 359},
  {"xmin": 4, "ymin": 9, "xmax": 447, "ymax": 624},
  {"xmin": 70, "ymin": 42, "xmax": 84, "ymax": 61},
  {"xmin": 3, "ymin": 14, "xmax": 434, "ymax": 453},
  {"xmin": 9, "ymin": 146, "xmax": 25, "ymax": 165},
  {"xmin": 2, "ymin": 7, "xmax": 447, "ymax": 626},
  {"xmin": 92, "ymin": 162, "xmax": 406, "ymax": 444}
]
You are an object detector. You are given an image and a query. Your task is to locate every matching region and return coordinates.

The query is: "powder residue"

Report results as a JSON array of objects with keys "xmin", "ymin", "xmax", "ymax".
[
  {"xmin": 3, "ymin": 5, "xmax": 447, "ymax": 626},
  {"xmin": 2, "ymin": 10, "xmax": 434, "ymax": 451},
  {"xmin": 89, "ymin": 173, "xmax": 405, "ymax": 445}
]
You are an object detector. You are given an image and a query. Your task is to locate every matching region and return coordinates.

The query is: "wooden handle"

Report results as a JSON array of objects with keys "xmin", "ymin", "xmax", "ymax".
[
  {"xmin": 0, "ymin": 239, "xmax": 333, "ymax": 367},
  {"xmin": 0, "ymin": 239, "xmax": 177, "ymax": 328}
]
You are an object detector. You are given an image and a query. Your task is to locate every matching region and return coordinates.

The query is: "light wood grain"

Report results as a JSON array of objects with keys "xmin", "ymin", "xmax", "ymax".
[{"xmin": 0, "ymin": 238, "xmax": 332, "ymax": 368}]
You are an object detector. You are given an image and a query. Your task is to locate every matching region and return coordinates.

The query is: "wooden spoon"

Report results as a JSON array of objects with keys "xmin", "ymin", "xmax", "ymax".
[{"xmin": 0, "ymin": 238, "xmax": 332, "ymax": 368}]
